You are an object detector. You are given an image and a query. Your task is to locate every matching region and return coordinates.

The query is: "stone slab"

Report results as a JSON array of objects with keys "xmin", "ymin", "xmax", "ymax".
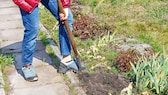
[
  {"xmin": 0, "ymin": 7, "xmax": 20, "ymax": 15},
  {"xmin": 0, "ymin": 1, "xmax": 15, "ymax": 8},
  {"xmin": 0, "ymin": 28, "xmax": 24, "ymax": 41},
  {"xmin": 10, "ymin": 83, "xmax": 70, "ymax": 95},
  {"xmin": 0, "ymin": 14, "xmax": 22, "ymax": 22},
  {"xmin": 13, "ymin": 51, "xmax": 53, "ymax": 71},
  {"xmin": 0, "ymin": 40, "xmax": 21, "ymax": 53},
  {"xmin": 0, "ymin": 19, "xmax": 23, "ymax": 30},
  {"xmin": 7, "ymin": 65, "xmax": 63, "ymax": 89},
  {"xmin": 0, "ymin": 40, "xmax": 46, "ymax": 53},
  {"xmin": 7, "ymin": 56, "xmax": 69, "ymax": 95}
]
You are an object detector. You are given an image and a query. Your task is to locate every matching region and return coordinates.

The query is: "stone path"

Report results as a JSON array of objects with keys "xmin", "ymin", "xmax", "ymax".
[{"xmin": 0, "ymin": 0, "xmax": 86, "ymax": 95}]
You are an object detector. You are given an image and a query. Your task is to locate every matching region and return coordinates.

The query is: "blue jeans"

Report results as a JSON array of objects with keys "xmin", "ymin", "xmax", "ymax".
[{"xmin": 20, "ymin": 0, "xmax": 73, "ymax": 65}]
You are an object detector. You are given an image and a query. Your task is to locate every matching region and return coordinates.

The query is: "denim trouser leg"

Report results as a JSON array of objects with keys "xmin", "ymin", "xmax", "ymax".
[
  {"xmin": 20, "ymin": 0, "xmax": 73, "ymax": 66},
  {"xmin": 59, "ymin": 9, "xmax": 73, "ymax": 56},
  {"xmin": 41, "ymin": 0, "xmax": 74, "ymax": 56},
  {"xmin": 20, "ymin": 7, "xmax": 39, "ymax": 65}
]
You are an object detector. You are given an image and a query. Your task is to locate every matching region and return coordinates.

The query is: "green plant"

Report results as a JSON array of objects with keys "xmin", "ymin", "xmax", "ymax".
[
  {"xmin": 77, "ymin": 0, "xmax": 89, "ymax": 4},
  {"xmin": 89, "ymin": 0, "xmax": 98, "ymax": 9},
  {"xmin": 96, "ymin": 31, "xmax": 116, "ymax": 47},
  {"xmin": 130, "ymin": 47, "xmax": 168, "ymax": 94},
  {"xmin": 38, "ymin": 31, "xmax": 60, "ymax": 66},
  {"xmin": 110, "ymin": 0, "xmax": 122, "ymax": 5},
  {"xmin": 0, "ymin": 54, "xmax": 14, "ymax": 93},
  {"xmin": 39, "ymin": 32, "xmax": 49, "ymax": 45},
  {"xmin": 39, "ymin": 7, "xmax": 56, "ymax": 30},
  {"xmin": 0, "ymin": 54, "xmax": 14, "ymax": 72},
  {"xmin": 149, "ymin": 4, "xmax": 168, "ymax": 19},
  {"xmin": 138, "ymin": 33, "xmax": 162, "ymax": 52}
]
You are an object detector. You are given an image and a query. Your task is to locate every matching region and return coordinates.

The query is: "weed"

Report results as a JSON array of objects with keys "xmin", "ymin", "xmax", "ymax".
[
  {"xmin": 38, "ymin": 31, "xmax": 60, "ymax": 66},
  {"xmin": 138, "ymin": 33, "xmax": 162, "ymax": 52},
  {"xmin": 149, "ymin": 4, "xmax": 168, "ymax": 19},
  {"xmin": 0, "ymin": 54, "xmax": 14, "ymax": 93},
  {"xmin": 0, "ymin": 54, "xmax": 14, "ymax": 72}
]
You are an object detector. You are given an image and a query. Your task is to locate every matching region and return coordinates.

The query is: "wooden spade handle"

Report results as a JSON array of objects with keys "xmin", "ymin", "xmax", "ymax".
[{"xmin": 57, "ymin": 0, "xmax": 79, "ymax": 57}]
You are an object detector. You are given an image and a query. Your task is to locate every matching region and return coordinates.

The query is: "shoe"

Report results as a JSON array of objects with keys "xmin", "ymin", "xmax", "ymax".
[
  {"xmin": 22, "ymin": 64, "xmax": 38, "ymax": 82},
  {"xmin": 65, "ymin": 60, "xmax": 79, "ymax": 72},
  {"xmin": 58, "ymin": 59, "xmax": 79, "ymax": 74},
  {"xmin": 57, "ymin": 63, "xmax": 70, "ymax": 74}
]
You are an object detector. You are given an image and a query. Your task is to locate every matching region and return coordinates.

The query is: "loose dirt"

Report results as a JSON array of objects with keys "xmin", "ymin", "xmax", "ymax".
[{"xmin": 78, "ymin": 72, "xmax": 130, "ymax": 95}]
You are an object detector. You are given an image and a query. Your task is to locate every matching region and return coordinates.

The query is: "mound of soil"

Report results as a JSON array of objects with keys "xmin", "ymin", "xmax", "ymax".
[
  {"xmin": 78, "ymin": 72, "xmax": 130, "ymax": 95},
  {"xmin": 71, "ymin": 4, "xmax": 114, "ymax": 40}
]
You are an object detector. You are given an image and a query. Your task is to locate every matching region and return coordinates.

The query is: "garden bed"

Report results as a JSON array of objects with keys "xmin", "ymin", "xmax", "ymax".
[
  {"xmin": 78, "ymin": 72, "xmax": 131, "ymax": 95},
  {"xmin": 40, "ymin": 1, "xmax": 168, "ymax": 94}
]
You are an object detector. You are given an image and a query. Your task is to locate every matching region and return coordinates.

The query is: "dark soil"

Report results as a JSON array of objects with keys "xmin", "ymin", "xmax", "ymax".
[{"xmin": 78, "ymin": 72, "xmax": 130, "ymax": 95}]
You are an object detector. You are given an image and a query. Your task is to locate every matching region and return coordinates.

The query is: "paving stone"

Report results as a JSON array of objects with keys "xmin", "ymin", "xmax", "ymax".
[
  {"xmin": 0, "ymin": 14, "xmax": 22, "ymax": 22},
  {"xmin": 7, "ymin": 65, "xmax": 64, "ymax": 89},
  {"xmin": 0, "ymin": 1, "xmax": 16, "ymax": 8},
  {"xmin": 0, "ymin": 7, "xmax": 20, "ymax": 15},
  {"xmin": 0, "ymin": 19, "xmax": 23, "ymax": 30},
  {"xmin": 10, "ymin": 83, "xmax": 70, "ymax": 95},
  {"xmin": 0, "ymin": 40, "xmax": 45, "ymax": 53},
  {"xmin": 13, "ymin": 51, "xmax": 53, "ymax": 71},
  {"xmin": 0, "ymin": 28, "xmax": 24, "ymax": 41},
  {"xmin": 7, "ymin": 53, "xmax": 70, "ymax": 95}
]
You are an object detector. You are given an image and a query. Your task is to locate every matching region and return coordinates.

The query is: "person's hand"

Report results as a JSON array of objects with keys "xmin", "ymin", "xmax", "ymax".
[{"xmin": 59, "ymin": 8, "xmax": 68, "ymax": 24}]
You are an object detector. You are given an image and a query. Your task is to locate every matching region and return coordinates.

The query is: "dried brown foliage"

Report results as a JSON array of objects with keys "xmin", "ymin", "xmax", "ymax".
[
  {"xmin": 71, "ymin": 6, "xmax": 114, "ymax": 40},
  {"xmin": 114, "ymin": 49, "xmax": 141, "ymax": 72}
]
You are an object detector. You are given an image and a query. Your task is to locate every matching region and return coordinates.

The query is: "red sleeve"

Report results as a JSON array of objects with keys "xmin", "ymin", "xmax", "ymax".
[
  {"xmin": 61, "ymin": 0, "xmax": 70, "ymax": 8},
  {"xmin": 13, "ymin": 0, "xmax": 40, "ymax": 13}
]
